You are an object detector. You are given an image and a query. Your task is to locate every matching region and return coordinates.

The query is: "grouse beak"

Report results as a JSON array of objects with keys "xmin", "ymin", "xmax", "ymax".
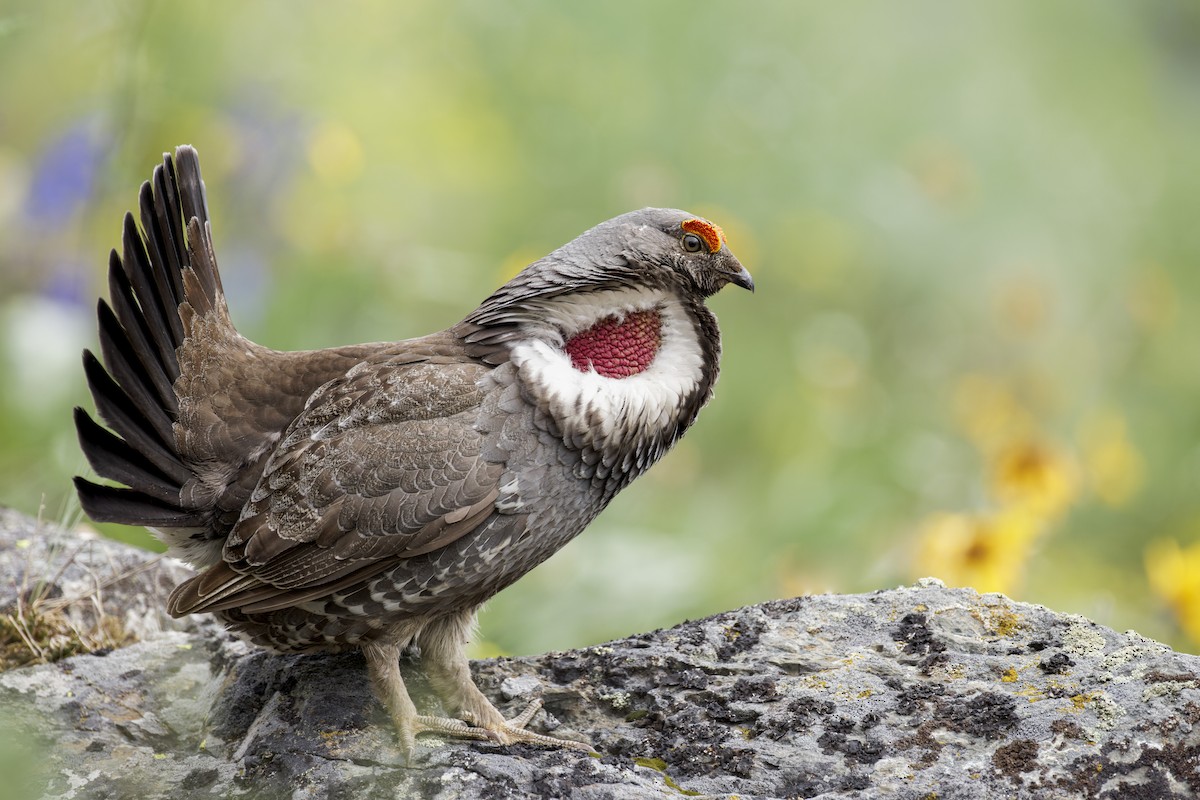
[
  {"xmin": 729, "ymin": 264, "xmax": 755, "ymax": 293},
  {"xmin": 720, "ymin": 252, "xmax": 755, "ymax": 293}
]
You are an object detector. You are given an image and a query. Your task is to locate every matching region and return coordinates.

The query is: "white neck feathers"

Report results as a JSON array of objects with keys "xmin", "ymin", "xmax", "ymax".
[{"xmin": 508, "ymin": 287, "xmax": 704, "ymax": 451}]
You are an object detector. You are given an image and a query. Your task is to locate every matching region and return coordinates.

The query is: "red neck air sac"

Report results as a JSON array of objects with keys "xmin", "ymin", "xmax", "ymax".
[{"xmin": 564, "ymin": 310, "xmax": 663, "ymax": 379}]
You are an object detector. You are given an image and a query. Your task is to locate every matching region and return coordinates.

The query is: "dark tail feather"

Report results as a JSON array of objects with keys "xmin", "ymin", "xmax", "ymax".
[
  {"xmin": 174, "ymin": 147, "xmax": 223, "ymax": 302},
  {"xmin": 74, "ymin": 407, "xmax": 190, "ymax": 492},
  {"xmin": 95, "ymin": 300, "xmax": 175, "ymax": 444},
  {"xmin": 119, "ymin": 211, "xmax": 180, "ymax": 375},
  {"xmin": 105, "ymin": 250, "xmax": 178, "ymax": 413},
  {"xmin": 75, "ymin": 145, "xmax": 219, "ymax": 533},
  {"xmin": 81, "ymin": 350, "xmax": 181, "ymax": 482},
  {"xmin": 74, "ymin": 476, "xmax": 207, "ymax": 527}
]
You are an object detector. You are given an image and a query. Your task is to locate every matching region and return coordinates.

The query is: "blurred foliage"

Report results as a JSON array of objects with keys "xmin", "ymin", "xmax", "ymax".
[{"xmin": 1, "ymin": 1, "xmax": 1199, "ymax": 656}]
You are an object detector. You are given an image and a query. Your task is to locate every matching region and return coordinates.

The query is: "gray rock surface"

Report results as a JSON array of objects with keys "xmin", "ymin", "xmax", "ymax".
[{"xmin": 1, "ymin": 507, "xmax": 1198, "ymax": 799}]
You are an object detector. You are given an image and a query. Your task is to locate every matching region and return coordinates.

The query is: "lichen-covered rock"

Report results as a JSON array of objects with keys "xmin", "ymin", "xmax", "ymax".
[{"xmin": 1, "ymin": 508, "xmax": 1198, "ymax": 799}]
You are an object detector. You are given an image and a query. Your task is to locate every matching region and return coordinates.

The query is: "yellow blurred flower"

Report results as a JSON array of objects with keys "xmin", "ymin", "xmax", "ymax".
[
  {"xmin": 926, "ymin": 373, "xmax": 1088, "ymax": 595},
  {"xmin": 307, "ymin": 120, "xmax": 365, "ymax": 185},
  {"xmin": 1145, "ymin": 538, "xmax": 1200, "ymax": 645},
  {"xmin": 1079, "ymin": 411, "xmax": 1143, "ymax": 507},
  {"xmin": 915, "ymin": 509, "xmax": 1044, "ymax": 594},
  {"xmin": 952, "ymin": 373, "xmax": 1034, "ymax": 454},
  {"xmin": 994, "ymin": 273, "xmax": 1051, "ymax": 338},
  {"xmin": 990, "ymin": 440, "xmax": 1078, "ymax": 520}
]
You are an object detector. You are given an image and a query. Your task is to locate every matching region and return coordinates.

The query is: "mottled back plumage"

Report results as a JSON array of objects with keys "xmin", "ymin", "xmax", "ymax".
[{"xmin": 75, "ymin": 145, "xmax": 751, "ymax": 754}]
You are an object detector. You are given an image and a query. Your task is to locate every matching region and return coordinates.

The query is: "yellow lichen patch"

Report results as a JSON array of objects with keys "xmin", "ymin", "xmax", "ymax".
[
  {"xmin": 633, "ymin": 757, "xmax": 701, "ymax": 796},
  {"xmin": 682, "ymin": 218, "xmax": 725, "ymax": 253},
  {"xmin": 834, "ymin": 685, "xmax": 870, "ymax": 702},
  {"xmin": 1015, "ymin": 684, "xmax": 1046, "ymax": 703},
  {"xmin": 1000, "ymin": 667, "xmax": 1019, "ymax": 683},
  {"xmin": 1065, "ymin": 692, "xmax": 1098, "ymax": 712},
  {"xmin": 990, "ymin": 610, "xmax": 1022, "ymax": 638}
]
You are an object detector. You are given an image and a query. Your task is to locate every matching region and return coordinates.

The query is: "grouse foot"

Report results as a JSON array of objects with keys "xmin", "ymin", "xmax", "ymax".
[
  {"xmin": 364, "ymin": 639, "xmax": 593, "ymax": 760},
  {"xmin": 413, "ymin": 699, "xmax": 593, "ymax": 751}
]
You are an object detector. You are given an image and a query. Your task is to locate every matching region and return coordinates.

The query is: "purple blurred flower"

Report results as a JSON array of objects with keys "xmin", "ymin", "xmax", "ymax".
[
  {"xmin": 26, "ymin": 122, "xmax": 106, "ymax": 225},
  {"xmin": 42, "ymin": 266, "xmax": 90, "ymax": 311}
]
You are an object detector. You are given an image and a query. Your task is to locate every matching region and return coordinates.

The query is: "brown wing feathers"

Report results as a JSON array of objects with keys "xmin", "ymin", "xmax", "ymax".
[{"xmin": 166, "ymin": 364, "xmax": 506, "ymax": 617}]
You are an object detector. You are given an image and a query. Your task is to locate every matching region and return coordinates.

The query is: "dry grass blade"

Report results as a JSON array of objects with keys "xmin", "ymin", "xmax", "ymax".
[{"xmin": 0, "ymin": 519, "xmax": 158, "ymax": 670}]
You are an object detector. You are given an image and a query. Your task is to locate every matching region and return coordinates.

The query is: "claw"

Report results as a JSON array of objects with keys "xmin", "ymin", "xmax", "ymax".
[
  {"xmin": 409, "ymin": 699, "xmax": 593, "ymax": 753},
  {"xmin": 507, "ymin": 698, "xmax": 544, "ymax": 730}
]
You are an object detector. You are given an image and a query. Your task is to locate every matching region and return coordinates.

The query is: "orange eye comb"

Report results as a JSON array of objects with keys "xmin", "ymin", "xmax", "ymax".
[{"xmin": 682, "ymin": 218, "xmax": 725, "ymax": 254}]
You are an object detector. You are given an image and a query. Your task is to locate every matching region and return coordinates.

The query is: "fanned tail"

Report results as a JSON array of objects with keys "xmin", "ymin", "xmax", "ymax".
[{"xmin": 73, "ymin": 146, "xmax": 227, "ymax": 534}]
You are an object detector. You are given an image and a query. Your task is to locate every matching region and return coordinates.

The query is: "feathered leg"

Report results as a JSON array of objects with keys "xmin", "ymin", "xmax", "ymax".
[
  {"xmin": 363, "ymin": 640, "xmax": 495, "ymax": 759},
  {"xmin": 362, "ymin": 612, "xmax": 591, "ymax": 760},
  {"xmin": 418, "ymin": 610, "xmax": 592, "ymax": 751}
]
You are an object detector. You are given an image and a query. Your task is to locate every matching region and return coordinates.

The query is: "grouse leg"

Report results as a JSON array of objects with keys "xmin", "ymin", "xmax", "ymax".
[
  {"xmin": 418, "ymin": 611, "xmax": 593, "ymax": 752},
  {"xmin": 363, "ymin": 639, "xmax": 490, "ymax": 758},
  {"xmin": 362, "ymin": 621, "xmax": 590, "ymax": 759}
]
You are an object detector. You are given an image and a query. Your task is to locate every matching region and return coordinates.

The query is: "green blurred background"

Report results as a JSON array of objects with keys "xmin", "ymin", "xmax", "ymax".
[{"xmin": 1, "ymin": 1, "xmax": 1199, "ymax": 656}]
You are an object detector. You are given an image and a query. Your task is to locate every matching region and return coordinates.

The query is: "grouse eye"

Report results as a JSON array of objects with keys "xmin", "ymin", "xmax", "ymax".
[{"xmin": 682, "ymin": 233, "xmax": 704, "ymax": 253}]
